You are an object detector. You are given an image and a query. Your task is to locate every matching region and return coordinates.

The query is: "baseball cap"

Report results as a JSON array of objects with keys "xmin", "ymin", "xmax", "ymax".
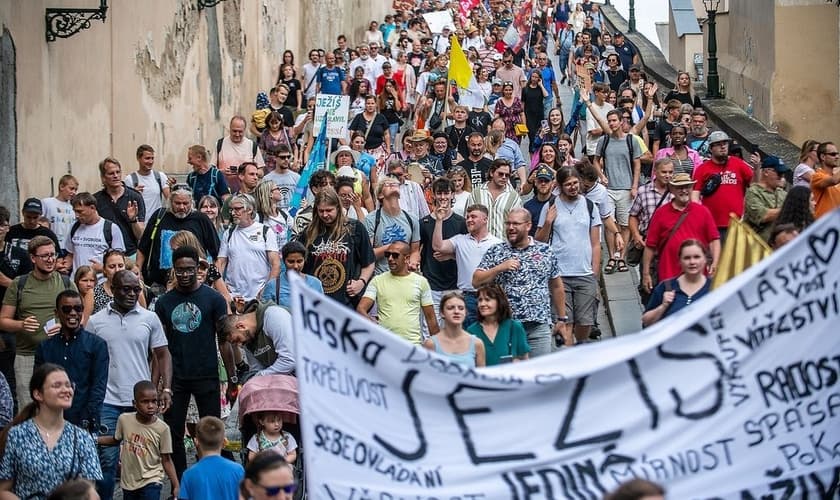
[
  {"xmin": 629, "ymin": 63, "xmax": 642, "ymax": 71},
  {"xmin": 708, "ymin": 130, "xmax": 731, "ymax": 145},
  {"xmin": 22, "ymin": 197, "xmax": 43, "ymax": 214},
  {"xmin": 492, "ymin": 78, "xmax": 503, "ymax": 85},
  {"xmin": 614, "ymin": 31, "xmax": 625, "ymax": 38},
  {"xmin": 492, "ymin": 53, "xmax": 503, "ymax": 61},
  {"xmin": 669, "ymin": 173, "xmax": 694, "ymax": 187},
  {"xmin": 761, "ymin": 156, "xmax": 790, "ymax": 173},
  {"xmin": 534, "ymin": 164, "xmax": 555, "ymax": 181}
]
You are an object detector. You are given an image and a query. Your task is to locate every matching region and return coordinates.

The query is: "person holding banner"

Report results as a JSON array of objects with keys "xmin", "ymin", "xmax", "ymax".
[
  {"xmin": 466, "ymin": 284, "xmax": 528, "ymax": 365},
  {"xmin": 642, "ymin": 239, "xmax": 712, "ymax": 327}
]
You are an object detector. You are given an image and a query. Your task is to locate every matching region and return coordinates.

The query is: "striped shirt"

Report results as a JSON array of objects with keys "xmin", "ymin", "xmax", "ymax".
[
  {"xmin": 469, "ymin": 182, "xmax": 523, "ymax": 240},
  {"xmin": 629, "ymin": 182, "xmax": 672, "ymax": 236}
]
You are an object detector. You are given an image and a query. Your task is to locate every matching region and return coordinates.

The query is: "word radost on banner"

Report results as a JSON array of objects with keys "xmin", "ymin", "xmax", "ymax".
[
  {"xmin": 313, "ymin": 93, "xmax": 350, "ymax": 140},
  {"xmin": 291, "ymin": 210, "xmax": 840, "ymax": 499}
]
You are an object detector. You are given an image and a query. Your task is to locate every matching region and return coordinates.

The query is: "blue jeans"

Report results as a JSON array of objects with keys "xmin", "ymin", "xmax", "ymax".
[
  {"xmin": 96, "ymin": 403, "xmax": 135, "ymax": 500},
  {"xmin": 388, "ymin": 123, "xmax": 400, "ymax": 150},
  {"xmin": 463, "ymin": 291, "xmax": 479, "ymax": 329},
  {"xmin": 122, "ymin": 482, "xmax": 162, "ymax": 500}
]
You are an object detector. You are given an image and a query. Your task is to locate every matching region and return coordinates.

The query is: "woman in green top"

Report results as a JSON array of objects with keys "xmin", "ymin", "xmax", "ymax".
[{"xmin": 466, "ymin": 284, "xmax": 530, "ymax": 366}]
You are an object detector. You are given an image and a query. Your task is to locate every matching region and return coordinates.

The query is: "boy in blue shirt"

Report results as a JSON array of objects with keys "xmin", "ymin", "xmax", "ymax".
[{"xmin": 179, "ymin": 416, "xmax": 244, "ymax": 500}]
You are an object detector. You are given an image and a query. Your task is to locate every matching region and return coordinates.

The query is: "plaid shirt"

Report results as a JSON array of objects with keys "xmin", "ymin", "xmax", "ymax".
[{"xmin": 629, "ymin": 182, "xmax": 672, "ymax": 236}]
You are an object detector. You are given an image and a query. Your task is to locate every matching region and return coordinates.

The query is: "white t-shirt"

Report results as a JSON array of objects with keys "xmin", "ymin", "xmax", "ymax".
[
  {"xmin": 218, "ymin": 222, "xmax": 279, "ymax": 300},
  {"xmin": 585, "ymin": 101, "xmax": 614, "ymax": 156},
  {"xmin": 124, "ymin": 170, "xmax": 169, "ymax": 216},
  {"xmin": 448, "ymin": 232, "xmax": 503, "ymax": 291},
  {"xmin": 65, "ymin": 218, "xmax": 127, "ymax": 271},
  {"xmin": 41, "ymin": 197, "xmax": 75, "ymax": 251}
]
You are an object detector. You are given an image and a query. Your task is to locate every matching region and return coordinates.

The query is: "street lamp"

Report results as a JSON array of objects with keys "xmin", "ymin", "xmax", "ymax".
[
  {"xmin": 628, "ymin": 0, "xmax": 636, "ymax": 32},
  {"xmin": 703, "ymin": 0, "xmax": 721, "ymax": 98}
]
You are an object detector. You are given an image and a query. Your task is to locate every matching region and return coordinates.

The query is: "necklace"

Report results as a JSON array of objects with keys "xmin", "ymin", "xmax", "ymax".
[{"xmin": 558, "ymin": 198, "xmax": 578, "ymax": 215}]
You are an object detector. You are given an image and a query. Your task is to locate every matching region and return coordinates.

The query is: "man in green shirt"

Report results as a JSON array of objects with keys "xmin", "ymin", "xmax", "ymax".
[
  {"xmin": 744, "ymin": 156, "xmax": 788, "ymax": 241},
  {"xmin": 0, "ymin": 235, "xmax": 75, "ymax": 405}
]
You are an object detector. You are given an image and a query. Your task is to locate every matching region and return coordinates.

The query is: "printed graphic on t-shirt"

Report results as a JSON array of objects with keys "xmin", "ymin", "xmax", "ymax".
[
  {"xmin": 171, "ymin": 302, "xmax": 202, "ymax": 334},
  {"xmin": 311, "ymin": 239, "xmax": 350, "ymax": 294}
]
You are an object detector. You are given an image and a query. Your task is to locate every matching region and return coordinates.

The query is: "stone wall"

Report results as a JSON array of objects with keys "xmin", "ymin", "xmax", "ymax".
[{"xmin": 0, "ymin": 0, "xmax": 389, "ymax": 209}]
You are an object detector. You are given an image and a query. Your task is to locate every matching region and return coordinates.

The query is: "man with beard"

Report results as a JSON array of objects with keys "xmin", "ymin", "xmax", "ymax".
[
  {"xmin": 297, "ymin": 189, "xmax": 375, "ymax": 308},
  {"xmin": 643, "ymin": 173, "xmax": 720, "ymax": 292},
  {"xmin": 154, "ymin": 245, "xmax": 232, "ymax": 482},
  {"xmin": 87, "ymin": 269, "xmax": 171, "ymax": 499},
  {"xmin": 536, "ymin": 167, "xmax": 600, "ymax": 345},
  {"xmin": 35, "ymin": 289, "xmax": 108, "ymax": 430},
  {"xmin": 136, "ymin": 184, "xmax": 220, "ymax": 294},
  {"xmin": 686, "ymin": 110, "xmax": 714, "ymax": 159},
  {"xmin": 458, "ymin": 133, "xmax": 493, "ymax": 192},
  {"xmin": 691, "ymin": 131, "xmax": 755, "ymax": 243},
  {"xmin": 474, "ymin": 208, "xmax": 568, "ymax": 354},
  {"xmin": 185, "ymin": 144, "xmax": 231, "ymax": 204}
]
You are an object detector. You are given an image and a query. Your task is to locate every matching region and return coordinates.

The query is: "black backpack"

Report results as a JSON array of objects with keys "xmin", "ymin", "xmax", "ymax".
[
  {"xmin": 70, "ymin": 219, "xmax": 113, "ymax": 248},
  {"xmin": 14, "ymin": 273, "xmax": 73, "ymax": 313}
]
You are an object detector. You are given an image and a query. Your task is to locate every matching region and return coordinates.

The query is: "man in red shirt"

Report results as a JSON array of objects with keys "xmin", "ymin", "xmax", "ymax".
[
  {"xmin": 691, "ymin": 131, "xmax": 755, "ymax": 243},
  {"xmin": 643, "ymin": 173, "xmax": 721, "ymax": 292}
]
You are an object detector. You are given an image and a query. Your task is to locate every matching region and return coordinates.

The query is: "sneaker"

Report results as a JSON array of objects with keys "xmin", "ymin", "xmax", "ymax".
[{"xmin": 589, "ymin": 326, "xmax": 602, "ymax": 340}]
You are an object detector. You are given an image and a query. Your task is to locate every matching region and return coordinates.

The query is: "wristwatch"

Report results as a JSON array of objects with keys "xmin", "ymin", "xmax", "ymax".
[
  {"xmin": 228, "ymin": 375, "xmax": 239, "ymax": 385},
  {"xmin": 556, "ymin": 316, "xmax": 570, "ymax": 323}
]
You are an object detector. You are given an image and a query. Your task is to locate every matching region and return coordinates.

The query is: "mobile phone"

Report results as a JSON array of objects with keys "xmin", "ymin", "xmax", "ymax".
[{"xmin": 540, "ymin": 119, "xmax": 549, "ymax": 130}]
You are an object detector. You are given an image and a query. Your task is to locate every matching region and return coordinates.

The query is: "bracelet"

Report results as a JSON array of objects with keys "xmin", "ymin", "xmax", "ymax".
[
  {"xmin": 162, "ymin": 388, "xmax": 172, "ymax": 394},
  {"xmin": 359, "ymin": 277, "xmax": 368, "ymax": 286}
]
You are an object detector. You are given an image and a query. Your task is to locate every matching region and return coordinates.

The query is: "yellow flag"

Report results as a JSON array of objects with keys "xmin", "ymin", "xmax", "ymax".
[
  {"xmin": 711, "ymin": 214, "xmax": 772, "ymax": 289},
  {"xmin": 448, "ymin": 35, "xmax": 473, "ymax": 89}
]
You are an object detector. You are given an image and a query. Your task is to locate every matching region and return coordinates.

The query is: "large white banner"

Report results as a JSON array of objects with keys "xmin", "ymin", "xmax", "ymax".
[{"xmin": 291, "ymin": 211, "xmax": 840, "ymax": 499}]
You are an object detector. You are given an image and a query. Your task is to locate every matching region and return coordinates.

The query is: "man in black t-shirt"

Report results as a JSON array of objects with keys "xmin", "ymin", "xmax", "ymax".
[
  {"xmin": 457, "ymin": 132, "xmax": 494, "ymax": 191},
  {"xmin": 419, "ymin": 179, "xmax": 467, "ymax": 323},
  {"xmin": 4, "ymin": 198, "xmax": 60, "ymax": 256},
  {"xmin": 155, "ymin": 245, "xmax": 231, "ymax": 481}
]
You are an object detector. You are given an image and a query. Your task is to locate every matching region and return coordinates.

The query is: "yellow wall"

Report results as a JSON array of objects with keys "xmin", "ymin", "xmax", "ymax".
[
  {"xmin": 771, "ymin": 3, "xmax": 840, "ymax": 145},
  {"xmin": 0, "ymin": 0, "xmax": 389, "ymax": 202}
]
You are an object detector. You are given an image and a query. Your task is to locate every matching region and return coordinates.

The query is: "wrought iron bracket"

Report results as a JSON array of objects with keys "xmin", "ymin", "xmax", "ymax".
[
  {"xmin": 45, "ymin": 1, "xmax": 108, "ymax": 42},
  {"xmin": 197, "ymin": 0, "xmax": 227, "ymax": 9}
]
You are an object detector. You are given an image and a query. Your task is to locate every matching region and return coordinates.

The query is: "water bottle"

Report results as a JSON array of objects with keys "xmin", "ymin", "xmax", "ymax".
[{"xmin": 746, "ymin": 94, "xmax": 754, "ymax": 118}]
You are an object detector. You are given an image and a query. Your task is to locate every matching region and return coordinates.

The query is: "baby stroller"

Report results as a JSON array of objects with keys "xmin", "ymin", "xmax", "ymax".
[{"xmin": 238, "ymin": 374, "xmax": 306, "ymax": 498}]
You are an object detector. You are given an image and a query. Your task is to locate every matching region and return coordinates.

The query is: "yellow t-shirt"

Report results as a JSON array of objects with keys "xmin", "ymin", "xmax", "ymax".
[
  {"xmin": 116, "ymin": 413, "xmax": 173, "ymax": 491},
  {"xmin": 363, "ymin": 272, "xmax": 433, "ymax": 344}
]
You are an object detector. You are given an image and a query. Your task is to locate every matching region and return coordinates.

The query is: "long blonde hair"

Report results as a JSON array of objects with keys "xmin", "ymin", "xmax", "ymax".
[
  {"xmin": 303, "ymin": 188, "xmax": 350, "ymax": 248},
  {"xmin": 254, "ymin": 180, "xmax": 278, "ymax": 220}
]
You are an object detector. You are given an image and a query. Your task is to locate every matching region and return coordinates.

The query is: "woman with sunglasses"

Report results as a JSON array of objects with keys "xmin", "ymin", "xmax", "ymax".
[
  {"xmin": 240, "ymin": 451, "xmax": 297, "ymax": 500},
  {"xmin": 90, "ymin": 249, "xmax": 146, "ymax": 316},
  {"xmin": 0, "ymin": 363, "xmax": 102, "ymax": 499}
]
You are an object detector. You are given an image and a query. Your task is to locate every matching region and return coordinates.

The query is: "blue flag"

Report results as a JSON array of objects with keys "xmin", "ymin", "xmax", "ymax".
[{"xmin": 289, "ymin": 119, "xmax": 328, "ymax": 216}]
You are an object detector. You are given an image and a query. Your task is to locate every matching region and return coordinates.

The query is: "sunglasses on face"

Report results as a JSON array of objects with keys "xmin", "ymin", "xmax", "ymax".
[
  {"xmin": 384, "ymin": 251, "xmax": 405, "ymax": 259},
  {"xmin": 118, "ymin": 286, "xmax": 143, "ymax": 295},
  {"xmin": 60, "ymin": 305, "xmax": 84, "ymax": 314},
  {"xmin": 258, "ymin": 483, "xmax": 298, "ymax": 496}
]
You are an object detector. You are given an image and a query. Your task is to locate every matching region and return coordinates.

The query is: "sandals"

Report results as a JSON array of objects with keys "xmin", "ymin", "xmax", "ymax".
[
  {"xmin": 604, "ymin": 258, "xmax": 617, "ymax": 274},
  {"xmin": 616, "ymin": 259, "xmax": 629, "ymax": 272}
]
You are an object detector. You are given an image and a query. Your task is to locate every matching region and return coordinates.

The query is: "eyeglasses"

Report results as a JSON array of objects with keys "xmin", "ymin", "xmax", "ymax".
[
  {"xmin": 384, "ymin": 251, "xmax": 405, "ymax": 259},
  {"xmin": 505, "ymin": 220, "xmax": 528, "ymax": 226},
  {"xmin": 118, "ymin": 286, "xmax": 143, "ymax": 295},
  {"xmin": 277, "ymin": 155, "xmax": 292, "ymax": 160},
  {"xmin": 34, "ymin": 252, "xmax": 57, "ymax": 260},
  {"xmin": 174, "ymin": 268, "xmax": 197, "ymax": 276},
  {"xmin": 49, "ymin": 381, "xmax": 76, "ymax": 391},
  {"xmin": 495, "ymin": 171, "xmax": 511, "ymax": 178},
  {"xmin": 172, "ymin": 183, "xmax": 193, "ymax": 193},
  {"xmin": 60, "ymin": 305, "xmax": 84, "ymax": 314},
  {"xmin": 824, "ymin": 152, "xmax": 840, "ymax": 157},
  {"xmin": 230, "ymin": 206, "xmax": 246, "ymax": 212},
  {"xmin": 258, "ymin": 483, "xmax": 297, "ymax": 496}
]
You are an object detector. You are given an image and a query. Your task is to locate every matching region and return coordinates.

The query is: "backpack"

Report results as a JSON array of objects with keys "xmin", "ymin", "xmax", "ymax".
[
  {"xmin": 70, "ymin": 219, "xmax": 113, "ymax": 248},
  {"xmin": 129, "ymin": 171, "xmax": 164, "ymax": 195},
  {"xmin": 226, "ymin": 224, "xmax": 271, "ymax": 245},
  {"xmin": 371, "ymin": 208, "xmax": 415, "ymax": 245},
  {"xmin": 14, "ymin": 273, "xmax": 74, "ymax": 313},
  {"xmin": 597, "ymin": 133, "xmax": 635, "ymax": 175},
  {"xmin": 547, "ymin": 195, "xmax": 595, "ymax": 245},
  {"xmin": 186, "ymin": 167, "xmax": 221, "ymax": 200},
  {"xmin": 216, "ymin": 138, "xmax": 259, "ymax": 162}
]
